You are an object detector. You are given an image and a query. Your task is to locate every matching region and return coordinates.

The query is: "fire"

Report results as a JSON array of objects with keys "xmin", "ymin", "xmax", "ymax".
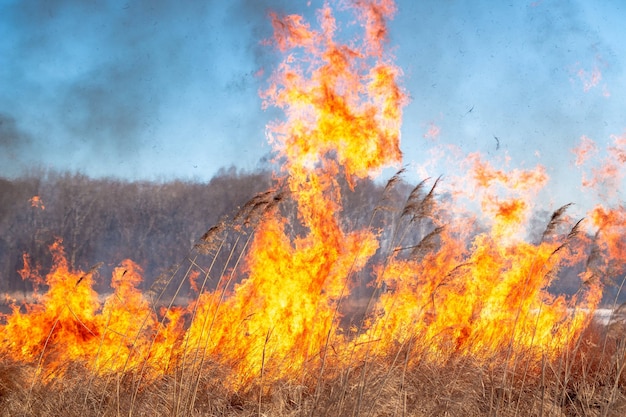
[
  {"xmin": 184, "ymin": 0, "xmax": 404, "ymax": 384},
  {"xmin": 423, "ymin": 122, "xmax": 441, "ymax": 140},
  {"xmin": 1, "ymin": 241, "xmax": 183, "ymax": 379},
  {"xmin": 0, "ymin": 0, "xmax": 621, "ymax": 401},
  {"xmin": 29, "ymin": 195, "xmax": 45, "ymax": 210}
]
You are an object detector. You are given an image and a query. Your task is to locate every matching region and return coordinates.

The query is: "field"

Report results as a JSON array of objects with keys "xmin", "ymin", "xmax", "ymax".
[
  {"xmin": 2, "ymin": 1, "xmax": 626, "ymax": 416},
  {"xmin": 1, "ymin": 281, "xmax": 626, "ymax": 416},
  {"xmin": 0, "ymin": 175, "xmax": 624, "ymax": 416}
]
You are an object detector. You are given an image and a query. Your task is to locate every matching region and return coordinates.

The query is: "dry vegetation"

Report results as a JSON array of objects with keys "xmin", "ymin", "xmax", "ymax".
[
  {"xmin": 1, "ymin": 174, "xmax": 625, "ymax": 417},
  {"xmin": 3, "ymin": 0, "xmax": 624, "ymax": 414},
  {"xmin": 0, "ymin": 168, "xmax": 272, "ymax": 296},
  {"xmin": 1, "ymin": 321, "xmax": 626, "ymax": 416}
]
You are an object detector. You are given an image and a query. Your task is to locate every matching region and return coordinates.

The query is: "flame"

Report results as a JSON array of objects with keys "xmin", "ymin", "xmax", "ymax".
[
  {"xmin": 1, "ymin": 242, "xmax": 183, "ymax": 379},
  {"xmin": 577, "ymin": 66, "xmax": 602, "ymax": 92},
  {"xmin": 184, "ymin": 0, "xmax": 403, "ymax": 384},
  {"xmin": 29, "ymin": 195, "xmax": 45, "ymax": 210},
  {"xmin": 355, "ymin": 154, "xmax": 601, "ymax": 366},
  {"xmin": 423, "ymin": 122, "xmax": 441, "ymax": 140},
  {"xmin": 578, "ymin": 132, "xmax": 626, "ymax": 201},
  {"xmin": 0, "ymin": 0, "xmax": 620, "ymax": 397},
  {"xmin": 572, "ymin": 135, "xmax": 598, "ymax": 167}
]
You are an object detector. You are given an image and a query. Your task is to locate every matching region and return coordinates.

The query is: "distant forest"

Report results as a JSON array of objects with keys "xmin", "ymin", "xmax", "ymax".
[
  {"xmin": 0, "ymin": 167, "xmax": 393, "ymax": 296},
  {"xmin": 0, "ymin": 167, "xmax": 271, "ymax": 294},
  {"xmin": 0, "ymin": 168, "xmax": 618, "ymax": 304}
]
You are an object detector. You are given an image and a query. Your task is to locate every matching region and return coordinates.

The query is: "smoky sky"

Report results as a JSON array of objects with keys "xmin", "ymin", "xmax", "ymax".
[
  {"xmin": 0, "ymin": 113, "xmax": 32, "ymax": 160},
  {"xmin": 0, "ymin": 0, "xmax": 294, "ymax": 178},
  {"xmin": 4, "ymin": 1, "xmax": 190, "ymax": 154},
  {"xmin": 388, "ymin": 0, "xmax": 625, "ymax": 210},
  {"xmin": 1, "ymin": 0, "xmax": 625, "ymax": 201}
]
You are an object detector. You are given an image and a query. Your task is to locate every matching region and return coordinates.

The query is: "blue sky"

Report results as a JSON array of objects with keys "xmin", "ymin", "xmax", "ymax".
[{"xmin": 1, "ymin": 0, "xmax": 625, "ymax": 211}]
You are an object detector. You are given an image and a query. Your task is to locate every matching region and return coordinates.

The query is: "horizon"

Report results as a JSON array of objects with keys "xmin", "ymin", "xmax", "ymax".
[{"xmin": 2, "ymin": 0, "xmax": 625, "ymax": 218}]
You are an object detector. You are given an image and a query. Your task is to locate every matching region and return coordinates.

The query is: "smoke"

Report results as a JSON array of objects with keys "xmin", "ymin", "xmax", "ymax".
[
  {"xmin": 388, "ymin": 0, "xmax": 624, "ymax": 212},
  {"xmin": 224, "ymin": 0, "xmax": 316, "ymax": 73},
  {"xmin": 0, "ymin": 0, "xmax": 293, "ymax": 179},
  {"xmin": 1, "ymin": 0, "xmax": 624, "ymax": 184},
  {"xmin": 0, "ymin": 114, "xmax": 33, "ymax": 175},
  {"xmin": 4, "ymin": 1, "xmax": 170, "ymax": 157},
  {"xmin": 0, "ymin": 114, "xmax": 31, "ymax": 151}
]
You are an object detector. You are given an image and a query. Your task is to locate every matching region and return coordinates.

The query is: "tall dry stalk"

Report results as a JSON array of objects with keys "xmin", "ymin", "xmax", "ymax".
[{"xmin": 352, "ymin": 177, "xmax": 441, "ymax": 417}]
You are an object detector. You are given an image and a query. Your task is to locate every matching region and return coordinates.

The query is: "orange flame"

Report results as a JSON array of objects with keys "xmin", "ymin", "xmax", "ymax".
[
  {"xmin": 0, "ymin": 0, "xmax": 618, "ymax": 393},
  {"xmin": 423, "ymin": 122, "xmax": 441, "ymax": 140},
  {"xmin": 184, "ymin": 0, "xmax": 404, "ymax": 384},
  {"xmin": 1, "ymin": 242, "xmax": 183, "ymax": 379},
  {"xmin": 578, "ymin": 132, "xmax": 626, "ymax": 201},
  {"xmin": 572, "ymin": 135, "xmax": 598, "ymax": 167},
  {"xmin": 29, "ymin": 195, "xmax": 45, "ymax": 210}
]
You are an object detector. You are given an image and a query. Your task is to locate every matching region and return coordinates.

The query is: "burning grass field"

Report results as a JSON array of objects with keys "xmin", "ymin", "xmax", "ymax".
[
  {"xmin": 2, "ymin": 0, "xmax": 626, "ymax": 415},
  {"xmin": 1, "ymin": 204, "xmax": 626, "ymax": 417},
  {"xmin": 0, "ymin": 227, "xmax": 625, "ymax": 417},
  {"xmin": 0, "ymin": 323, "xmax": 625, "ymax": 417},
  {"xmin": 2, "ymin": 175, "xmax": 626, "ymax": 417}
]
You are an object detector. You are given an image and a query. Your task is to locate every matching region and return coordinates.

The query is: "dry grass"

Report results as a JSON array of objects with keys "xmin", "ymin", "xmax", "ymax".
[
  {"xmin": 1, "ymin": 179, "xmax": 624, "ymax": 416},
  {"xmin": 1, "ymin": 321, "xmax": 625, "ymax": 417}
]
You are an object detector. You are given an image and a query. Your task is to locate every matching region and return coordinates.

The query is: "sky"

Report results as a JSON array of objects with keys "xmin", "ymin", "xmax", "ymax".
[{"xmin": 1, "ymin": 0, "xmax": 625, "ymax": 211}]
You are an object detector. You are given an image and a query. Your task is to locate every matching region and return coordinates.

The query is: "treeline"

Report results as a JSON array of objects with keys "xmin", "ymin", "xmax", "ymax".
[
  {"xmin": 0, "ymin": 167, "xmax": 393, "ymax": 295},
  {"xmin": 0, "ymin": 168, "xmax": 275, "ymax": 294},
  {"xmin": 0, "ymin": 167, "xmax": 614, "ymax": 303}
]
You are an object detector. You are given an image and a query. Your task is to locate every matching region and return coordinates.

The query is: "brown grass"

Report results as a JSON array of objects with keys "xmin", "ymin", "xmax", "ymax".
[
  {"xmin": 1, "ymin": 320, "xmax": 625, "ymax": 417},
  {"xmin": 1, "ymin": 181, "xmax": 623, "ymax": 416}
]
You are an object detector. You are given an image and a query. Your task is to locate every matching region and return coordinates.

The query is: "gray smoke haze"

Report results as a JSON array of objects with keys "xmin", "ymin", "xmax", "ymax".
[
  {"xmin": 1, "ymin": 0, "xmax": 624, "ymax": 192},
  {"xmin": 0, "ymin": 114, "xmax": 30, "ymax": 148},
  {"xmin": 6, "ymin": 1, "xmax": 178, "ymax": 153},
  {"xmin": 388, "ymin": 0, "xmax": 625, "ymax": 212},
  {"xmin": 0, "ymin": 114, "xmax": 33, "ymax": 167},
  {"xmin": 0, "ymin": 0, "xmax": 302, "ymax": 179}
]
